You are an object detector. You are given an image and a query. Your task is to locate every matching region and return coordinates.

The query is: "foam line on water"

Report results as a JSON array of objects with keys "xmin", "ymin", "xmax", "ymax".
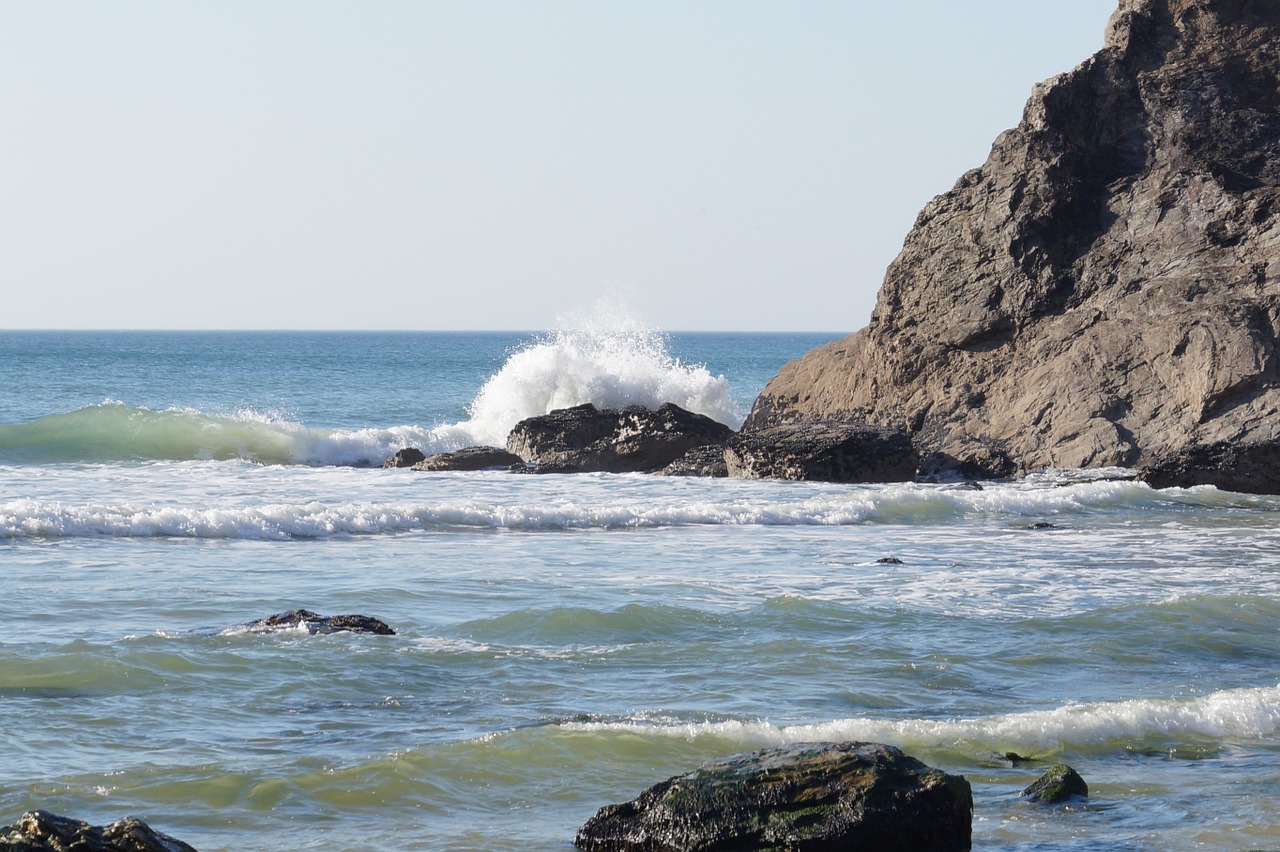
[
  {"xmin": 560, "ymin": 683, "xmax": 1280, "ymax": 754},
  {"xmin": 0, "ymin": 479, "xmax": 1264, "ymax": 539}
]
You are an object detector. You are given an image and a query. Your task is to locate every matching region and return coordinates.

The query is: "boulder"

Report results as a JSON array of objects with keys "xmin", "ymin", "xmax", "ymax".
[
  {"xmin": 1139, "ymin": 438, "xmax": 1280, "ymax": 494},
  {"xmin": 0, "ymin": 810, "xmax": 196, "ymax": 852},
  {"xmin": 746, "ymin": 0, "xmax": 1280, "ymax": 477},
  {"xmin": 382, "ymin": 448, "xmax": 426, "ymax": 469},
  {"xmin": 411, "ymin": 446, "xmax": 524, "ymax": 472},
  {"xmin": 1022, "ymin": 764, "xmax": 1089, "ymax": 804},
  {"xmin": 228, "ymin": 609, "xmax": 395, "ymax": 636},
  {"xmin": 506, "ymin": 403, "xmax": 735, "ymax": 474},
  {"xmin": 575, "ymin": 742, "xmax": 972, "ymax": 851},
  {"xmin": 725, "ymin": 422, "xmax": 919, "ymax": 483}
]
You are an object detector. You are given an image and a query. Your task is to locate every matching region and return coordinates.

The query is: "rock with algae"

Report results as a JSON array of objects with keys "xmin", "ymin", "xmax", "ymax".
[
  {"xmin": 1022, "ymin": 764, "xmax": 1090, "ymax": 804},
  {"xmin": 575, "ymin": 741, "xmax": 972, "ymax": 851}
]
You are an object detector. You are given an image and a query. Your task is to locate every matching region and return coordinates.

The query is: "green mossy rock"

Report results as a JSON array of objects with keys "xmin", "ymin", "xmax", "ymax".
[
  {"xmin": 1022, "ymin": 764, "xmax": 1089, "ymax": 804},
  {"xmin": 575, "ymin": 741, "xmax": 972, "ymax": 851}
]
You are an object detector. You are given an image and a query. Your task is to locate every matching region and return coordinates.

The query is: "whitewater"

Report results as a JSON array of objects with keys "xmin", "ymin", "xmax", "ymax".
[{"xmin": 1, "ymin": 328, "xmax": 1278, "ymax": 850}]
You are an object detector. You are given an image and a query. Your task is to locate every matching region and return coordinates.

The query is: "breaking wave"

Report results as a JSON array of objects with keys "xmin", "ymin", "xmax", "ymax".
[
  {"xmin": 0, "ymin": 323, "xmax": 738, "ymax": 466},
  {"xmin": 560, "ymin": 683, "xmax": 1280, "ymax": 756}
]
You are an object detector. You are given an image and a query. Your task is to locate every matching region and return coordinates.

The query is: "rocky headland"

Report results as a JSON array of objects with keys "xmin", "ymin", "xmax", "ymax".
[{"xmin": 746, "ymin": 0, "xmax": 1280, "ymax": 492}]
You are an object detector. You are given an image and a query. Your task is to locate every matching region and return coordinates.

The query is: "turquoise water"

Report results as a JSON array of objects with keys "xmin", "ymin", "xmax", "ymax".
[{"xmin": 1, "ymin": 329, "xmax": 1278, "ymax": 850}]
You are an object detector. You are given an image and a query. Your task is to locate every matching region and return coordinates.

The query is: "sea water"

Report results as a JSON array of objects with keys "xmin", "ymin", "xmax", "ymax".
[{"xmin": 0, "ymin": 327, "xmax": 1278, "ymax": 851}]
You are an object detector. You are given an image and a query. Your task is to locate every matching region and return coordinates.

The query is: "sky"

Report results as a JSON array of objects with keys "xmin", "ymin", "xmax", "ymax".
[{"xmin": 1, "ymin": 1, "xmax": 1120, "ymax": 332}]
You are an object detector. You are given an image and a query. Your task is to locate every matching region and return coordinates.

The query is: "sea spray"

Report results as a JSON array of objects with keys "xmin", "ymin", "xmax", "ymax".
[{"xmin": 463, "ymin": 326, "xmax": 740, "ymax": 448}]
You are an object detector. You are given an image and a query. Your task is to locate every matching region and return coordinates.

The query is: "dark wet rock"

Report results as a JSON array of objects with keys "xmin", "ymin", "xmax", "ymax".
[
  {"xmin": 1027, "ymin": 522, "xmax": 1059, "ymax": 530},
  {"xmin": 1022, "ymin": 764, "xmax": 1089, "ymax": 804},
  {"xmin": 0, "ymin": 810, "xmax": 197, "ymax": 852},
  {"xmin": 382, "ymin": 448, "xmax": 427, "ymax": 469},
  {"xmin": 575, "ymin": 741, "xmax": 972, "ymax": 851},
  {"xmin": 506, "ymin": 403, "xmax": 735, "ymax": 474},
  {"xmin": 410, "ymin": 446, "xmax": 524, "ymax": 472},
  {"xmin": 876, "ymin": 557, "xmax": 905, "ymax": 565},
  {"xmin": 660, "ymin": 443, "xmax": 729, "ymax": 477},
  {"xmin": 747, "ymin": 0, "xmax": 1280, "ymax": 477},
  {"xmin": 229, "ymin": 609, "xmax": 395, "ymax": 636},
  {"xmin": 1139, "ymin": 438, "xmax": 1280, "ymax": 494},
  {"xmin": 724, "ymin": 421, "xmax": 920, "ymax": 483},
  {"xmin": 918, "ymin": 448, "xmax": 1017, "ymax": 483}
]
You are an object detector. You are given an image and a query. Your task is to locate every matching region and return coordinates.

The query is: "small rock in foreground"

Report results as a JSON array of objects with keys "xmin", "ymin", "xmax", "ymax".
[
  {"xmin": 230, "ymin": 609, "xmax": 395, "ymax": 636},
  {"xmin": 1022, "ymin": 764, "xmax": 1089, "ymax": 804},
  {"xmin": 575, "ymin": 741, "xmax": 972, "ymax": 851},
  {"xmin": 0, "ymin": 810, "xmax": 196, "ymax": 852}
]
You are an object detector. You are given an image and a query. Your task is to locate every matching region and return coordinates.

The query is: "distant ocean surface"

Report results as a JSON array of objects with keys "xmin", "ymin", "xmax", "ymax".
[{"xmin": 1, "ymin": 328, "xmax": 1278, "ymax": 851}]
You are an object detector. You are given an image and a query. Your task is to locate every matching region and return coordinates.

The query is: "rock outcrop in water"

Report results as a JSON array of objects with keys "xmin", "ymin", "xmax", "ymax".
[
  {"xmin": 0, "ymin": 810, "xmax": 196, "ymax": 852},
  {"xmin": 410, "ymin": 446, "xmax": 524, "ymax": 471},
  {"xmin": 747, "ymin": 0, "xmax": 1280, "ymax": 492},
  {"xmin": 575, "ymin": 742, "xmax": 972, "ymax": 851},
  {"xmin": 725, "ymin": 421, "xmax": 919, "ymax": 483},
  {"xmin": 1022, "ymin": 764, "xmax": 1090, "ymax": 804},
  {"xmin": 507, "ymin": 403, "xmax": 734, "ymax": 474},
  {"xmin": 228, "ymin": 609, "xmax": 395, "ymax": 636}
]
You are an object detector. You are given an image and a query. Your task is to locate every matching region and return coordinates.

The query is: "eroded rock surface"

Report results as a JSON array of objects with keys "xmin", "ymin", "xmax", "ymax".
[
  {"xmin": 382, "ymin": 448, "xmax": 427, "ymax": 469},
  {"xmin": 507, "ymin": 403, "xmax": 734, "ymax": 474},
  {"xmin": 748, "ymin": 0, "xmax": 1280, "ymax": 492},
  {"xmin": 410, "ymin": 446, "xmax": 523, "ymax": 471},
  {"xmin": 725, "ymin": 422, "xmax": 919, "ymax": 483},
  {"xmin": 0, "ymin": 810, "xmax": 196, "ymax": 852},
  {"xmin": 575, "ymin": 742, "xmax": 972, "ymax": 851}
]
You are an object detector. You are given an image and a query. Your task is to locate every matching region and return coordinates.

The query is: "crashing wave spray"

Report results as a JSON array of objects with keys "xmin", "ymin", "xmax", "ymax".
[
  {"xmin": 0, "ymin": 305, "xmax": 742, "ymax": 466},
  {"xmin": 459, "ymin": 303, "xmax": 741, "ymax": 448}
]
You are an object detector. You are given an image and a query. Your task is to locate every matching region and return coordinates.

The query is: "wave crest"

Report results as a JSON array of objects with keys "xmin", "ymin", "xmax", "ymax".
[
  {"xmin": 0, "ymin": 321, "xmax": 740, "ymax": 466},
  {"xmin": 561, "ymin": 683, "xmax": 1280, "ymax": 755}
]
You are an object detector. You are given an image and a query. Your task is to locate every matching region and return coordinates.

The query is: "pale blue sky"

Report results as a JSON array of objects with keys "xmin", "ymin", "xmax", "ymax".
[{"xmin": 2, "ymin": 1, "xmax": 1119, "ymax": 331}]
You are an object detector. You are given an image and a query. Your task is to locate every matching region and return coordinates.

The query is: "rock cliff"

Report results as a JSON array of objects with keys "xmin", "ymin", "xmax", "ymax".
[{"xmin": 747, "ymin": 0, "xmax": 1280, "ymax": 482}]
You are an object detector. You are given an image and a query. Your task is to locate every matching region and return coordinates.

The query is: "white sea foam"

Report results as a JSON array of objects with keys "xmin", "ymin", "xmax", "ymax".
[
  {"xmin": 562, "ymin": 684, "xmax": 1280, "ymax": 754},
  {"xmin": 0, "ymin": 479, "xmax": 1256, "ymax": 540},
  {"xmin": 463, "ymin": 327, "xmax": 741, "ymax": 447}
]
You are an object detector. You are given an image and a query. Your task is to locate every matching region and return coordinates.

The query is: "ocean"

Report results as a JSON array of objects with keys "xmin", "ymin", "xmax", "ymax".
[{"xmin": 1, "ymin": 327, "xmax": 1278, "ymax": 851}]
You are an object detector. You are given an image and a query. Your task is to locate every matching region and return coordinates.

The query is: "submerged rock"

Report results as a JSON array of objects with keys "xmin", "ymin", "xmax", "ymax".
[
  {"xmin": 575, "ymin": 741, "xmax": 972, "ymax": 851},
  {"xmin": 507, "ymin": 403, "xmax": 734, "ymax": 474},
  {"xmin": 0, "ymin": 810, "xmax": 196, "ymax": 852},
  {"xmin": 1022, "ymin": 764, "xmax": 1089, "ymax": 804},
  {"xmin": 724, "ymin": 421, "xmax": 919, "ymax": 483},
  {"xmin": 747, "ymin": 0, "xmax": 1280, "ymax": 480},
  {"xmin": 229, "ymin": 609, "xmax": 395, "ymax": 636},
  {"xmin": 410, "ymin": 446, "xmax": 524, "ymax": 472}
]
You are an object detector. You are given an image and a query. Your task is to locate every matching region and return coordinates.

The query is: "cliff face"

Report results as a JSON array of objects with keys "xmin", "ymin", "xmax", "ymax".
[{"xmin": 747, "ymin": 0, "xmax": 1280, "ymax": 474}]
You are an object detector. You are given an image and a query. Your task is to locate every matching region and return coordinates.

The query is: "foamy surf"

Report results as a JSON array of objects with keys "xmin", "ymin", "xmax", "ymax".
[
  {"xmin": 560, "ymin": 683, "xmax": 1280, "ymax": 756},
  {"xmin": 0, "ymin": 479, "xmax": 1265, "ymax": 540}
]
